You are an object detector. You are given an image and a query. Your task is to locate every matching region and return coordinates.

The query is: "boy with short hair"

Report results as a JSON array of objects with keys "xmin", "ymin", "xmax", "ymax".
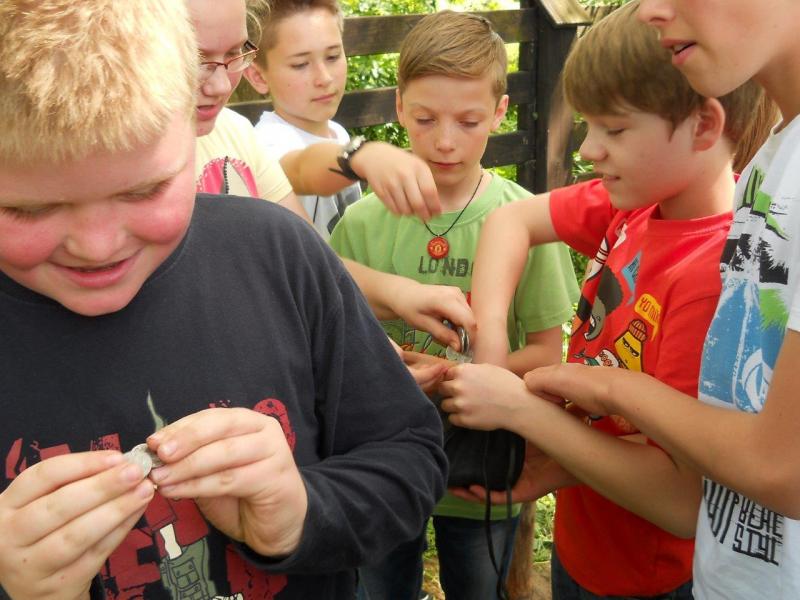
[
  {"xmin": 499, "ymin": 1, "xmax": 800, "ymax": 598},
  {"xmin": 0, "ymin": 1, "xmax": 447, "ymax": 598},
  {"xmin": 244, "ymin": 0, "xmax": 358, "ymax": 238},
  {"xmin": 330, "ymin": 11, "xmax": 578, "ymax": 599},
  {"xmin": 440, "ymin": 2, "xmax": 764, "ymax": 598}
]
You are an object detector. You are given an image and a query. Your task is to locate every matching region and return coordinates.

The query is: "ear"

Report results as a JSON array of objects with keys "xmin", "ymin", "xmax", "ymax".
[
  {"xmin": 491, "ymin": 94, "xmax": 509, "ymax": 131},
  {"xmin": 395, "ymin": 88, "xmax": 407, "ymax": 128},
  {"xmin": 692, "ymin": 97, "xmax": 726, "ymax": 152},
  {"xmin": 243, "ymin": 64, "xmax": 270, "ymax": 95}
]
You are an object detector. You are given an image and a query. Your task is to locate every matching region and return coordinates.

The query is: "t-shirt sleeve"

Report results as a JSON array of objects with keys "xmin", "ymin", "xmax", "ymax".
[
  {"xmin": 513, "ymin": 241, "xmax": 580, "ymax": 336},
  {"xmin": 550, "ymin": 178, "xmax": 618, "ymax": 257},
  {"xmin": 251, "ymin": 148, "xmax": 293, "ymax": 203},
  {"xmin": 329, "ymin": 201, "xmax": 370, "ymax": 263},
  {"xmin": 245, "ymin": 236, "xmax": 447, "ymax": 572}
]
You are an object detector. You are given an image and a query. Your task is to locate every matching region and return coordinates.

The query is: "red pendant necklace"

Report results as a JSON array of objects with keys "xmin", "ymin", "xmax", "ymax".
[{"xmin": 424, "ymin": 170, "xmax": 484, "ymax": 259}]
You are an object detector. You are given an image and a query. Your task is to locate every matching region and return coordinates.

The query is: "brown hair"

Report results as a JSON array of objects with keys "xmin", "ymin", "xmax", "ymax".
[
  {"xmin": 248, "ymin": 0, "xmax": 344, "ymax": 66},
  {"xmin": 0, "ymin": 0, "xmax": 196, "ymax": 165},
  {"xmin": 398, "ymin": 10, "xmax": 507, "ymax": 102},
  {"xmin": 733, "ymin": 93, "xmax": 780, "ymax": 172},
  {"xmin": 564, "ymin": 0, "xmax": 762, "ymax": 146}
]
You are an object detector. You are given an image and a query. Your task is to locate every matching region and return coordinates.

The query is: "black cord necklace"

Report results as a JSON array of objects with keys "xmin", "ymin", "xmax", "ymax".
[{"xmin": 424, "ymin": 170, "xmax": 484, "ymax": 259}]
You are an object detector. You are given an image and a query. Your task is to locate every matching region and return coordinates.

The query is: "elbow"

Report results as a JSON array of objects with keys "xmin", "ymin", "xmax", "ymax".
[{"xmin": 758, "ymin": 465, "xmax": 800, "ymax": 519}]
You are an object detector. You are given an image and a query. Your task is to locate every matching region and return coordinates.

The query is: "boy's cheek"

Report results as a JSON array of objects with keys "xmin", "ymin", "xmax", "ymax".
[{"xmin": 0, "ymin": 223, "xmax": 62, "ymax": 270}]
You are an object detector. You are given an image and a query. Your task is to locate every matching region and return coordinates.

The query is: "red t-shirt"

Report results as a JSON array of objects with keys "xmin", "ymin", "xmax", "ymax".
[{"xmin": 549, "ymin": 179, "xmax": 732, "ymax": 596}]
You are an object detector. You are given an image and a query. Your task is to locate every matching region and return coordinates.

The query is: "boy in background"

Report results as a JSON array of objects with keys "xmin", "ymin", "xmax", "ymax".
[
  {"xmin": 514, "ymin": 0, "xmax": 800, "ymax": 598},
  {"xmin": 440, "ymin": 2, "xmax": 764, "ymax": 598},
  {"xmin": 0, "ymin": 1, "xmax": 447, "ymax": 598},
  {"xmin": 330, "ymin": 11, "xmax": 578, "ymax": 599},
  {"xmin": 245, "ymin": 0, "xmax": 361, "ymax": 239}
]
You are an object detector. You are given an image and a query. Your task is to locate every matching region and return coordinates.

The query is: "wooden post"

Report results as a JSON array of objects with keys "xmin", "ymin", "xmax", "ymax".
[{"xmin": 507, "ymin": 2, "xmax": 589, "ymax": 599}]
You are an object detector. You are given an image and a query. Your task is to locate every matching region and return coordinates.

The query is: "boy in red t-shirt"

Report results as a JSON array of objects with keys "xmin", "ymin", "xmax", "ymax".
[{"xmin": 438, "ymin": 2, "xmax": 767, "ymax": 598}]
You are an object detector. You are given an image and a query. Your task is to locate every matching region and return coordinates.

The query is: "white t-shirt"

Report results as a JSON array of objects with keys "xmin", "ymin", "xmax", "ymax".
[
  {"xmin": 694, "ymin": 115, "xmax": 800, "ymax": 599},
  {"xmin": 196, "ymin": 107, "xmax": 292, "ymax": 202},
  {"xmin": 254, "ymin": 111, "xmax": 361, "ymax": 240}
]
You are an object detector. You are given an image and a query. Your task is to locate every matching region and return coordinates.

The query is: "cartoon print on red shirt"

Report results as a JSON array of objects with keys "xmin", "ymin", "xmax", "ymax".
[{"xmin": 196, "ymin": 156, "xmax": 259, "ymax": 197}]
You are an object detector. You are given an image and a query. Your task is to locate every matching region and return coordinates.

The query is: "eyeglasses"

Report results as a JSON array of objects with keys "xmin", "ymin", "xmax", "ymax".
[{"xmin": 198, "ymin": 40, "xmax": 258, "ymax": 83}]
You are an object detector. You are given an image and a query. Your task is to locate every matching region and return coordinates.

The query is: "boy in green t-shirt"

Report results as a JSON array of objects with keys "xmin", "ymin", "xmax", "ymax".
[{"xmin": 329, "ymin": 10, "xmax": 578, "ymax": 600}]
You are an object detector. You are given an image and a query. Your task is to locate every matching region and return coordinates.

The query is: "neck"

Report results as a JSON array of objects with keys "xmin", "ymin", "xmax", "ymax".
[
  {"xmin": 658, "ymin": 160, "xmax": 735, "ymax": 220},
  {"xmin": 437, "ymin": 167, "xmax": 485, "ymax": 212},
  {"xmin": 755, "ymin": 44, "xmax": 800, "ymax": 127}
]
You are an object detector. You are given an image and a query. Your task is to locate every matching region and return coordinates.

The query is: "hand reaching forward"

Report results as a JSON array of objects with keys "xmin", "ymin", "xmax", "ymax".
[
  {"xmin": 350, "ymin": 142, "xmax": 440, "ymax": 221},
  {"xmin": 0, "ymin": 451, "xmax": 154, "ymax": 600},
  {"xmin": 147, "ymin": 408, "xmax": 307, "ymax": 558},
  {"xmin": 450, "ymin": 442, "xmax": 578, "ymax": 505}
]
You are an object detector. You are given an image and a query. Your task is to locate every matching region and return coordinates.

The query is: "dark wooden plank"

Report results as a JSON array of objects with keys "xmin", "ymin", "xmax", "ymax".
[
  {"xmin": 483, "ymin": 131, "xmax": 532, "ymax": 168},
  {"xmin": 533, "ymin": 17, "xmax": 579, "ymax": 192},
  {"xmin": 229, "ymin": 70, "xmax": 536, "ymax": 129},
  {"xmin": 343, "ymin": 9, "xmax": 537, "ymax": 57}
]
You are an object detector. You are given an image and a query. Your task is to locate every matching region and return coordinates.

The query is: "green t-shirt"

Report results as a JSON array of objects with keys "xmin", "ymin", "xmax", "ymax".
[{"xmin": 331, "ymin": 173, "xmax": 579, "ymax": 519}]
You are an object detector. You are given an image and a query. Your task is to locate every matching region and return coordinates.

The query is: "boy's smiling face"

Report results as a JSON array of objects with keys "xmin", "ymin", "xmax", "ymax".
[
  {"xmin": 0, "ymin": 114, "xmax": 196, "ymax": 316},
  {"xmin": 638, "ymin": 0, "xmax": 800, "ymax": 111},
  {"xmin": 396, "ymin": 74, "xmax": 508, "ymax": 196},
  {"xmin": 257, "ymin": 8, "xmax": 347, "ymax": 138},
  {"xmin": 580, "ymin": 109, "xmax": 703, "ymax": 218}
]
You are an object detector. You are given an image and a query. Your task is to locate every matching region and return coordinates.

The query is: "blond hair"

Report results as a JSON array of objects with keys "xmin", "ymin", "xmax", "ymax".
[
  {"xmin": 0, "ymin": 0, "xmax": 197, "ymax": 165},
  {"xmin": 564, "ymin": 0, "xmax": 762, "ymax": 146},
  {"xmin": 248, "ymin": 0, "xmax": 344, "ymax": 66},
  {"xmin": 398, "ymin": 10, "xmax": 507, "ymax": 102}
]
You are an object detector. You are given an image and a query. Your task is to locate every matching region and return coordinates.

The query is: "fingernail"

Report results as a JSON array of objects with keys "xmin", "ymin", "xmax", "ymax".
[
  {"xmin": 106, "ymin": 453, "xmax": 125, "ymax": 467},
  {"xmin": 149, "ymin": 467, "xmax": 169, "ymax": 483},
  {"xmin": 122, "ymin": 463, "xmax": 144, "ymax": 482},
  {"xmin": 137, "ymin": 480, "xmax": 155, "ymax": 499}
]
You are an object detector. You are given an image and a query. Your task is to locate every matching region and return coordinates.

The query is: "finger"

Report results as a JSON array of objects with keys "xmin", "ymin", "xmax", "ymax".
[
  {"xmin": 3, "ymin": 451, "xmax": 124, "ymax": 509},
  {"xmin": 416, "ymin": 317, "xmax": 461, "ymax": 349},
  {"xmin": 448, "ymin": 487, "xmax": 484, "ymax": 503},
  {"xmin": 159, "ymin": 458, "xmax": 278, "ymax": 500},
  {"xmin": 376, "ymin": 181, "xmax": 409, "ymax": 216},
  {"xmin": 38, "ymin": 499, "xmax": 150, "ymax": 595},
  {"xmin": 35, "ymin": 479, "xmax": 154, "ymax": 574},
  {"xmin": 415, "ymin": 166, "xmax": 440, "ymax": 217},
  {"xmin": 373, "ymin": 182, "xmax": 401, "ymax": 216},
  {"xmin": 408, "ymin": 363, "xmax": 446, "ymax": 388},
  {"xmin": 10, "ymin": 460, "xmax": 146, "ymax": 546},
  {"xmin": 400, "ymin": 177, "xmax": 431, "ymax": 222},
  {"xmin": 149, "ymin": 430, "xmax": 276, "ymax": 488},
  {"xmin": 149, "ymin": 407, "xmax": 267, "ymax": 463}
]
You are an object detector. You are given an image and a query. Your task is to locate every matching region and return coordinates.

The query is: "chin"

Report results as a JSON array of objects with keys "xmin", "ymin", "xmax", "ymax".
[{"xmin": 57, "ymin": 290, "xmax": 140, "ymax": 317}]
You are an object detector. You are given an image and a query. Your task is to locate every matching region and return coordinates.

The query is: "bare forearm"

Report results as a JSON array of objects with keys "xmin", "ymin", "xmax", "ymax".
[
  {"xmin": 511, "ymin": 397, "xmax": 701, "ymax": 537},
  {"xmin": 605, "ymin": 367, "xmax": 800, "ymax": 517},
  {"xmin": 506, "ymin": 327, "xmax": 563, "ymax": 377},
  {"xmin": 280, "ymin": 144, "xmax": 353, "ymax": 196}
]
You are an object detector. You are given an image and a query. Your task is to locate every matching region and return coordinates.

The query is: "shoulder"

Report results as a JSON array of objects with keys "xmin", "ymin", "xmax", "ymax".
[
  {"xmin": 192, "ymin": 194, "xmax": 341, "ymax": 271},
  {"xmin": 338, "ymin": 192, "xmax": 393, "ymax": 224},
  {"xmin": 328, "ymin": 120, "xmax": 350, "ymax": 143},
  {"xmin": 254, "ymin": 112, "xmax": 307, "ymax": 153},
  {"xmin": 217, "ymin": 107, "xmax": 256, "ymax": 132}
]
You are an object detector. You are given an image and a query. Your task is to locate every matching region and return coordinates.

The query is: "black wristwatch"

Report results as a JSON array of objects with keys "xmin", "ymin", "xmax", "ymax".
[{"xmin": 331, "ymin": 135, "xmax": 366, "ymax": 181}]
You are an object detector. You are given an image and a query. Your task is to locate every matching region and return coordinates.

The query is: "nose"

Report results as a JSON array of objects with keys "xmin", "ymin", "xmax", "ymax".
[
  {"xmin": 578, "ymin": 127, "xmax": 607, "ymax": 164},
  {"xmin": 63, "ymin": 204, "xmax": 127, "ymax": 263},
  {"xmin": 637, "ymin": 0, "xmax": 674, "ymax": 26},
  {"xmin": 313, "ymin": 60, "xmax": 334, "ymax": 87},
  {"xmin": 199, "ymin": 65, "xmax": 233, "ymax": 99},
  {"xmin": 434, "ymin": 123, "xmax": 456, "ymax": 154}
]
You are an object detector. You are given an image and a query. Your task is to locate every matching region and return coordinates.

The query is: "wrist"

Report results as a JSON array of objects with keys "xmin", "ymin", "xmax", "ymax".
[{"xmin": 332, "ymin": 136, "xmax": 366, "ymax": 181}]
